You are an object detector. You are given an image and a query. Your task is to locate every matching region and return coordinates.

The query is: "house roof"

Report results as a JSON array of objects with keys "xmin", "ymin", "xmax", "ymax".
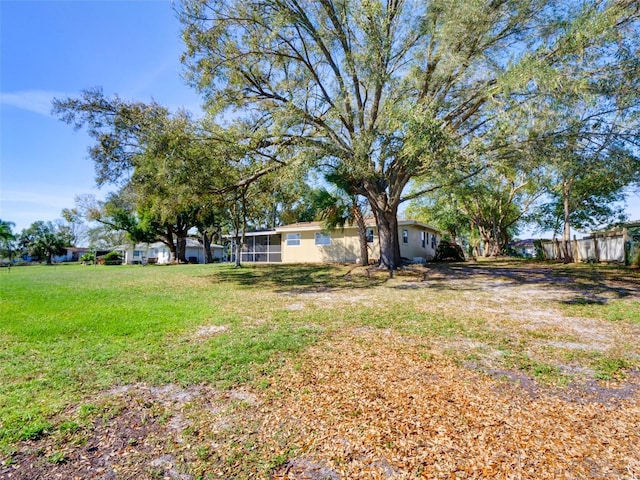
[
  {"xmin": 274, "ymin": 220, "xmax": 369, "ymax": 232},
  {"xmin": 397, "ymin": 219, "xmax": 441, "ymax": 232},
  {"xmin": 274, "ymin": 219, "xmax": 441, "ymax": 233},
  {"xmin": 221, "ymin": 219, "xmax": 442, "ymax": 237},
  {"xmin": 114, "ymin": 239, "xmax": 223, "ymax": 250},
  {"xmin": 509, "ymin": 239, "xmax": 537, "ymax": 247}
]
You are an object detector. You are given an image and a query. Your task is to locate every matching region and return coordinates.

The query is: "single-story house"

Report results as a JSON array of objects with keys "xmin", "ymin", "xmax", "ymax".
[
  {"xmin": 228, "ymin": 219, "xmax": 441, "ymax": 264},
  {"xmin": 114, "ymin": 238, "xmax": 223, "ymax": 265},
  {"xmin": 52, "ymin": 247, "xmax": 91, "ymax": 263},
  {"xmin": 508, "ymin": 239, "xmax": 537, "ymax": 258}
]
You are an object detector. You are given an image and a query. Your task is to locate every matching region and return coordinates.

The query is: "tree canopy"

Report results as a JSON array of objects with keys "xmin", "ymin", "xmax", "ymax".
[
  {"xmin": 18, "ymin": 221, "xmax": 67, "ymax": 264},
  {"xmin": 179, "ymin": 0, "xmax": 640, "ymax": 269}
]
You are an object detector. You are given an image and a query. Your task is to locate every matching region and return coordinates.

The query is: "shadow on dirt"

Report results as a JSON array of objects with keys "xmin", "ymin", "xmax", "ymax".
[
  {"xmin": 201, "ymin": 261, "xmax": 639, "ymax": 305},
  {"xmin": 410, "ymin": 261, "xmax": 640, "ymax": 305}
]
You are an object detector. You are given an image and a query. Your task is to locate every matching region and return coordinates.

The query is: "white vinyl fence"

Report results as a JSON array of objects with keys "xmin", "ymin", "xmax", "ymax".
[{"xmin": 541, "ymin": 234, "xmax": 625, "ymax": 263}]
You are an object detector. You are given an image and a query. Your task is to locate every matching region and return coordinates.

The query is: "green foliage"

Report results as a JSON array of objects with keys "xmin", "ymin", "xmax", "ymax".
[
  {"xmin": 103, "ymin": 251, "xmax": 123, "ymax": 265},
  {"xmin": 79, "ymin": 252, "xmax": 95, "ymax": 264},
  {"xmin": 0, "ymin": 220, "xmax": 17, "ymax": 261},
  {"xmin": 19, "ymin": 221, "xmax": 67, "ymax": 264},
  {"xmin": 179, "ymin": 0, "xmax": 640, "ymax": 269}
]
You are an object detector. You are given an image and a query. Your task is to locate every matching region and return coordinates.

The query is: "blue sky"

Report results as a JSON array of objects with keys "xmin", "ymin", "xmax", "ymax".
[
  {"xmin": 1, "ymin": 1, "xmax": 639, "ymax": 239},
  {"xmin": 1, "ymin": 0, "xmax": 203, "ymax": 234}
]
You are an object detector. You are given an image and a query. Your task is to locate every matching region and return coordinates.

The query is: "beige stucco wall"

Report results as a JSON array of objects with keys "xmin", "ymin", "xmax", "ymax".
[
  {"xmin": 280, "ymin": 227, "xmax": 380, "ymax": 264},
  {"xmin": 398, "ymin": 225, "xmax": 439, "ymax": 261},
  {"xmin": 278, "ymin": 224, "xmax": 439, "ymax": 264}
]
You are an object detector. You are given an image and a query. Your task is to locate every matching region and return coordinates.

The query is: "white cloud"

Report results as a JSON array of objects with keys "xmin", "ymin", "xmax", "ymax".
[{"xmin": 0, "ymin": 90, "xmax": 71, "ymax": 117}]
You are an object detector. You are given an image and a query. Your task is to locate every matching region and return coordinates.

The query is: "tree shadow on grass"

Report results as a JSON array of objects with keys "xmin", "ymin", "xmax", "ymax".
[{"xmin": 201, "ymin": 263, "xmax": 388, "ymax": 294}]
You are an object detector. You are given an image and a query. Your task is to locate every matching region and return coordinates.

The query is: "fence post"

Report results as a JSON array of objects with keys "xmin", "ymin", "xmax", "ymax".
[{"xmin": 593, "ymin": 234, "xmax": 600, "ymax": 263}]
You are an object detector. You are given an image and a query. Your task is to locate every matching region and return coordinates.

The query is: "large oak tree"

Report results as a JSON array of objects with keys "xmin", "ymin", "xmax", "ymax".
[{"xmin": 179, "ymin": 0, "xmax": 639, "ymax": 269}]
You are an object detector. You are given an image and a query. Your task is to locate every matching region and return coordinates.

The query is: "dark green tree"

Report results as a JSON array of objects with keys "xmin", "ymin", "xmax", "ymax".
[
  {"xmin": 180, "ymin": 0, "xmax": 639, "ymax": 269},
  {"xmin": 19, "ymin": 221, "xmax": 67, "ymax": 264},
  {"xmin": 0, "ymin": 220, "xmax": 17, "ymax": 262}
]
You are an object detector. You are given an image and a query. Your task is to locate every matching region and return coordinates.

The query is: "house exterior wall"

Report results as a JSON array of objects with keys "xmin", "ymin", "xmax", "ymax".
[
  {"xmin": 52, "ymin": 248, "xmax": 90, "ymax": 263},
  {"xmin": 280, "ymin": 227, "xmax": 377, "ymax": 264},
  {"xmin": 118, "ymin": 242, "xmax": 222, "ymax": 265},
  {"xmin": 277, "ymin": 221, "xmax": 439, "ymax": 264},
  {"xmin": 398, "ymin": 224, "xmax": 439, "ymax": 262}
]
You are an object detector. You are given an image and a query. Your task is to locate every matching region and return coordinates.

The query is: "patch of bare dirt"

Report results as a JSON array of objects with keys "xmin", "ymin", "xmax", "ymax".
[
  {"xmin": 193, "ymin": 324, "xmax": 228, "ymax": 340},
  {"xmin": 0, "ymin": 384, "xmax": 258, "ymax": 480}
]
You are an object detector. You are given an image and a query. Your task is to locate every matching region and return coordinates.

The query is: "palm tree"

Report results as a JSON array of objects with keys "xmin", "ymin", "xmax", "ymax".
[
  {"xmin": 33, "ymin": 231, "xmax": 66, "ymax": 264},
  {"xmin": 316, "ymin": 173, "xmax": 371, "ymax": 266},
  {"xmin": 0, "ymin": 220, "xmax": 16, "ymax": 263}
]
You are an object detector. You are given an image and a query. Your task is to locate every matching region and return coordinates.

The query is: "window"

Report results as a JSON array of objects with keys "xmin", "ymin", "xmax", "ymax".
[
  {"xmin": 421, "ymin": 231, "xmax": 426, "ymax": 248},
  {"xmin": 366, "ymin": 228, "xmax": 374, "ymax": 243},
  {"xmin": 431, "ymin": 233, "xmax": 436, "ymax": 249},
  {"xmin": 286, "ymin": 233, "xmax": 301, "ymax": 246},
  {"xmin": 402, "ymin": 229, "xmax": 409, "ymax": 244},
  {"xmin": 133, "ymin": 250, "xmax": 144, "ymax": 257},
  {"xmin": 315, "ymin": 232, "xmax": 331, "ymax": 246}
]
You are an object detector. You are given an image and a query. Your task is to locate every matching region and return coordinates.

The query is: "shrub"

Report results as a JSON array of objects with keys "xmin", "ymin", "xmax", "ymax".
[
  {"xmin": 80, "ymin": 252, "xmax": 95, "ymax": 265},
  {"xmin": 103, "ymin": 251, "xmax": 123, "ymax": 265},
  {"xmin": 434, "ymin": 241, "xmax": 466, "ymax": 262}
]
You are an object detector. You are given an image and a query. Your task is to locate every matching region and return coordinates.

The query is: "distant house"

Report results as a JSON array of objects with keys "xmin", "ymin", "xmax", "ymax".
[
  {"xmin": 228, "ymin": 219, "xmax": 441, "ymax": 265},
  {"xmin": 52, "ymin": 247, "xmax": 91, "ymax": 263},
  {"xmin": 509, "ymin": 239, "xmax": 537, "ymax": 258},
  {"xmin": 114, "ymin": 239, "xmax": 223, "ymax": 265}
]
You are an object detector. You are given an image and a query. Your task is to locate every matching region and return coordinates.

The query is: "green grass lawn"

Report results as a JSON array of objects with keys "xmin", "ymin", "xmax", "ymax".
[
  {"xmin": 1, "ymin": 260, "xmax": 638, "ymax": 465},
  {"xmin": 0, "ymin": 263, "xmax": 331, "ymax": 449}
]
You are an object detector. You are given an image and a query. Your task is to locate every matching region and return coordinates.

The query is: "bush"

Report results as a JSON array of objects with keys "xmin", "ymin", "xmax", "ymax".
[
  {"xmin": 80, "ymin": 252, "xmax": 95, "ymax": 264},
  {"xmin": 434, "ymin": 241, "xmax": 466, "ymax": 262},
  {"xmin": 103, "ymin": 251, "xmax": 123, "ymax": 265}
]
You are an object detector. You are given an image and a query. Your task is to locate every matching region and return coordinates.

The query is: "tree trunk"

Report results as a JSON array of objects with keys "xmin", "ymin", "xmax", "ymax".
[
  {"xmin": 177, "ymin": 237, "xmax": 187, "ymax": 263},
  {"xmin": 477, "ymin": 227, "xmax": 492, "ymax": 257},
  {"xmin": 163, "ymin": 231, "xmax": 177, "ymax": 263},
  {"xmin": 203, "ymin": 232, "xmax": 213, "ymax": 264},
  {"xmin": 352, "ymin": 203, "xmax": 369, "ymax": 266},
  {"xmin": 562, "ymin": 180, "xmax": 573, "ymax": 263},
  {"xmin": 372, "ymin": 205, "xmax": 400, "ymax": 270},
  {"xmin": 234, "ymin": 234, "xmax": 242, "ymax": 267},
  {"xmin": 168, "ymin": 244, "xmax": 177, "ymax": 263}
]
